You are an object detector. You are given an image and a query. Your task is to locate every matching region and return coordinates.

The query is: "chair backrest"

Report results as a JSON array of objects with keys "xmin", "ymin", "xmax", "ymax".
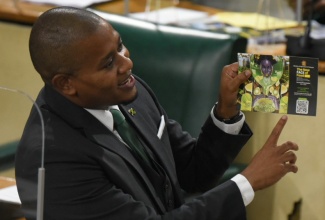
[{"xmin": 91, "ymin": 10, "xmax": 247, "ymax": 136}]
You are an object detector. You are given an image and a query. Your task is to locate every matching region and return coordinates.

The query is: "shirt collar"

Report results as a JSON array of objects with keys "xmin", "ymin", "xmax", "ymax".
[{"xmin": 84, "ymin": 105, "xmax": 120, "ymax": 131}]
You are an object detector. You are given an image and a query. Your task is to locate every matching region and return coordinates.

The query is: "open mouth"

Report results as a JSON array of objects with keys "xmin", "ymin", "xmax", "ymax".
[
  {"xmin": 119, "ymin": 75, "xmax": 131, "ymax": 86},
  {"xmin": 118, "ymin": 74, "xmax": 135, "ymax": 89}
]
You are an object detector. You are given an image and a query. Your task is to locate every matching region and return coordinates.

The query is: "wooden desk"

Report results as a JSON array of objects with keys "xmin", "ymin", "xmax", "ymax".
[
  {"xmin": 0, "ymin": 176, "xmax": 16, "ymax": 188},
  {"xmin": 0, "ymin": 0, "xmax": 221, "ymax": 24}
]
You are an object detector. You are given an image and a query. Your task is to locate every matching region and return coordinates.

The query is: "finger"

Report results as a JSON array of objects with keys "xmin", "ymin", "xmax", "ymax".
[
  {"xmin": 223, "ymin": 63, "xmax": 239, "ymax": 78},
  {"xmin": 229, "ymin": 62, "xmax": 239, "ymax": 71},
  {"xmin": 288, "ymin": 153, "xmax": 298, "ymax": 164},
  {"xmin": 278, "ymin": 141, "xmax": 299, "ymax": 154},
  {"xmin": 265, "ymin": 115, "xmax": 288, "ymax": 146},
  {"xmin": 281, "ymin": 151, "xmax": 297, "ymax": 164},
  {"xmin": 227, "ymin": 69, "xmax": 251, "ymax": 93},
  {"xmin": 284, "ymin": 163, "xmax": 298, "ymax": 173}
]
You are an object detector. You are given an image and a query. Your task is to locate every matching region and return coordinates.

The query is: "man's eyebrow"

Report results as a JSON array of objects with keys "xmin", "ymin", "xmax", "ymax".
[
  {"xmin": 117, "ymin": 34, "xmax": 122, "ymax": 44},
  {"xmin": 98, "ymin": 34, "xmax": 121, "ymax": 67},
  {"xmin": 116, "ymin": 32, "xmax": 122, "ymax": 44}
]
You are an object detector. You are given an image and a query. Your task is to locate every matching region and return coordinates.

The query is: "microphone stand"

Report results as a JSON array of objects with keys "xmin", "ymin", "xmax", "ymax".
[{"xmin": 0, "ymin": 86, "xmax": 45, "ymax": 220}]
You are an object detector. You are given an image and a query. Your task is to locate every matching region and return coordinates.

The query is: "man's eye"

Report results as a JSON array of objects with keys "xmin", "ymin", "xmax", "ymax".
[
  {"xmin": 105, "ymin": 57, "xmax": 114, "ymax": 68},
  {"xmin": 118, "ymin": 42, "xmax": 123, "ymax": 52}
]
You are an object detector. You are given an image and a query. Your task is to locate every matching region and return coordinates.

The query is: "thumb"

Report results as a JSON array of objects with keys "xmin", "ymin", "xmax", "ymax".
[{"xmin": 265, "ymin": 115, "xmax": 288, "ymax": 147}]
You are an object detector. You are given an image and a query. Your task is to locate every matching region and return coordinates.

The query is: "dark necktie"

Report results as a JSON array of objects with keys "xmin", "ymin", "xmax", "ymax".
[{"xmin": 110, "ymin": 109, "xmax": 152, "ymax": 166}]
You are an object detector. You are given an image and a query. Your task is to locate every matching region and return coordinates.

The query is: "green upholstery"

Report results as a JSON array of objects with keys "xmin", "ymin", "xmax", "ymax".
[{"xmin": 92, "ymin": 10, "xmax": 247, "ymax": 181}]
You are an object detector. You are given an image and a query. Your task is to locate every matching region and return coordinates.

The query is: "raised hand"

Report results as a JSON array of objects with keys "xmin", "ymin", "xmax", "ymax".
[
  {"xmin": 215, "ymin": 62, "xmax": 251, "ymax": 119},
  {"xmin": 241, "ymin": 115, "xmax": 299, "ymax": 191}
]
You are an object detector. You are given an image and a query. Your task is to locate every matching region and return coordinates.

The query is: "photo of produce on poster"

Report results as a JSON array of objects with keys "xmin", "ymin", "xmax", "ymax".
[{"xmin": 238, "ymin": 53, "xmax": 318, "ymax": 116}]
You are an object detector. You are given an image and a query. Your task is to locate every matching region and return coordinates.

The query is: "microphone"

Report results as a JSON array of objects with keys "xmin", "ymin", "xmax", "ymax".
[{"xmin": 0, "ymin": 86, "xmax": 45, "ymax": 220}]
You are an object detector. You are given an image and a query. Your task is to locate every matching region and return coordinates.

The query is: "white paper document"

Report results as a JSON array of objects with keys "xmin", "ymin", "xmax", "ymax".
[
  {"xmin": 130, "ymin": 7, "xmax": 209, "ymax": 25},
  {"xmin": 22, "ymin": 0, "xmax": 111, "ymax": 8},
  {"xmin": 0, "ymin": 185, "xmax": 21, "ymax": 204}
]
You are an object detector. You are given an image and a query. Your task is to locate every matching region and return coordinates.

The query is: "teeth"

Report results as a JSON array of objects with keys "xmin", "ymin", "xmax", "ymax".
[{"xmin": 121, "ymin": 77, "xmax": 130, "ymax": 85}]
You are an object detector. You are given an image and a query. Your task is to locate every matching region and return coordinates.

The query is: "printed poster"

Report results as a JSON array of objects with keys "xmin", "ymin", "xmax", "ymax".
[{"xmin": 237, "ymin": 53, "xmax": 318, "ymax": 116}]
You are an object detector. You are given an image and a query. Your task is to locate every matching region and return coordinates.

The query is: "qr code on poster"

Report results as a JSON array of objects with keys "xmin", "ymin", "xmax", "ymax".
[{"xmin": 296, "ymin": 99, "xmax": 309, "ymax": 114}]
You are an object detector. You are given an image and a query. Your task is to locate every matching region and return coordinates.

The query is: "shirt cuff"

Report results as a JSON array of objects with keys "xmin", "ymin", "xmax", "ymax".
[
  {"xmin": 210, "ymin": 106, "xmax": 245, "ymax": 135},
  {"xmin": 231, "ymin": 174, "xmax": 255, "ymax": 206}
]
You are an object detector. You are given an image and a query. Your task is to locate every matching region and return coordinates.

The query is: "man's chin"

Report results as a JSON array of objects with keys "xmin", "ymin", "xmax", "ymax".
[{"xmin": 121, "ymin": 90, "xmax": 138, "ymax": 105}]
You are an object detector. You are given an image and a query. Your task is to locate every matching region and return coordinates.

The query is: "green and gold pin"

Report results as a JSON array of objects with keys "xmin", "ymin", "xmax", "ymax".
[{"xmin": 128, "ymin": 108, "xmax": 136, "ymax": 116}]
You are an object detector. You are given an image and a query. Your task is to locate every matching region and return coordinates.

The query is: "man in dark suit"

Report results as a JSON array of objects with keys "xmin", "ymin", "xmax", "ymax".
[{"xmin": 15, "ymin": 7, "xmax": 299, "ymax": 220}]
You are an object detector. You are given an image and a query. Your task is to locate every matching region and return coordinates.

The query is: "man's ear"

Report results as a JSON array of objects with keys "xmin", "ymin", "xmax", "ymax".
[{"xmin": 51, "ymin": 74, "xmax": 77, "ymax": 96}]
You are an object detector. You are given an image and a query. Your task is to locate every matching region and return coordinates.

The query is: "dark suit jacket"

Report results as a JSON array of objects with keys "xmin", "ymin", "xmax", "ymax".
[{"xmin": 15, "ymin": 76, "xmax": 253, "ymax": 220}]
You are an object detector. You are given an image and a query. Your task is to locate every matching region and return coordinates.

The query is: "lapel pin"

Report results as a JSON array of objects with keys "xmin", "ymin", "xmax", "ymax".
[{"xmin": 128, "ymin": 108, "xmax": 136, "ymax": 116}]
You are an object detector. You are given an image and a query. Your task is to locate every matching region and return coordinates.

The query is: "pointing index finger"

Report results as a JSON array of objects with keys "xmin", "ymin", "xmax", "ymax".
[{"xmin": 266, "ymin": 115, "xmax": 288, "ymax": 146}]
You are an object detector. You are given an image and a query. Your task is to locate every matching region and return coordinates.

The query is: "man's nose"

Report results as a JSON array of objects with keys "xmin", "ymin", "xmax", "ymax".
[{"xmin": 117, "ymin": 55, "xmax": 133, "ymax": 74}]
